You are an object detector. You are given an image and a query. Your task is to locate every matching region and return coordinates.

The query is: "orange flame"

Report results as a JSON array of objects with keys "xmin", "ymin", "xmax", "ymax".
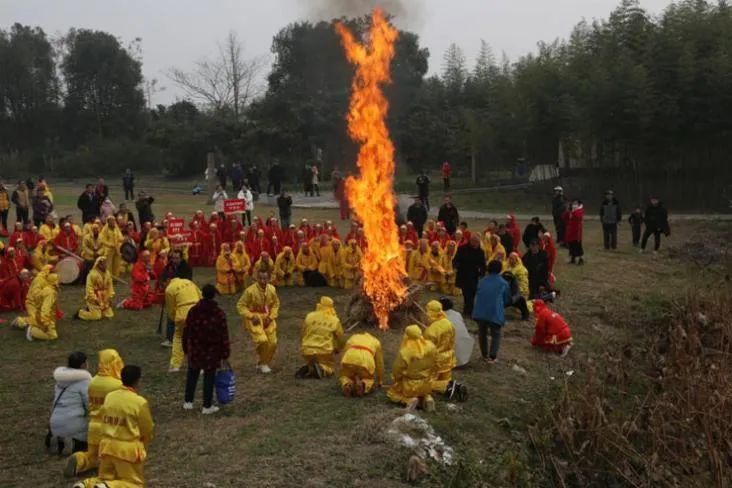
[{"xmin": 336, "ymin": 10, "xmax": 406, "ymax": 330}]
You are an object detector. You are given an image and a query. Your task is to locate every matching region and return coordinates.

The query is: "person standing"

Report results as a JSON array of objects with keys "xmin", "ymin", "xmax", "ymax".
[
  {"xmin": 0, "ymin": 181, "xmax": 9, "ymax": 236},
  {"xmin": 640, "ymin": 197, "xmax": 669, "ymax": 254},
  {"xmin": 416, "ymin": 170, "xmax": 431, "ymax": 210},
  {"xmin": 135, "ymin": 191, "xmax": 155, "ymax": 225},
  {"xmin": 522, "ymin": 240, "xmax": 550, "ymax": 298},
  {"xmin": 522, "ymin": 217, "xmax": 546, "ymax": 250},
  {"xmin": 249, "ymin": 165, "xmax": 262, "ymax": 197},
  {"xmin": 74, "ymin": 365, "xmax": 154, "ymax": 488},
  {"xmin": 441, "ymin": 161, "xmax": 451, "ymax": 192},
  {"xmin": 566, "ymin": 199, "xmax": 585, "ymax": 265},
  {"xmin": 268, "ymin": 161, "xmax": 284, "ymax": 196},
  {"xmin": 211, "ymin": 185, "xmax": 228, "ymax": 215},
  {"xmin": 32, "ymin": 187, "xmax": 53, "ymax": 228},
  {"xmin": 551, "ymin": 186, "xmax": 566, "ymax": 245},
  {"xmin": 407, "ymin": 197, "xmax": 428, "ymax": 237},
  {"xmin": 95, "ymin": 178, "xmax": 109, "ymax": 203},
  {"xmin": 77, "ymin": 184, "xmax": 100, "ymax": 224},
  {"xmin": 276, "ymin": 190, "xmax": 293, "ymax": 228},
  {"xmin": 122, "ymin": 169, "xmax": 135, "ymax": 201},
  {"xmin": 452, "ymin": 234, "xmax": 486, "ymax": 317},
  {"xmin": 310, "ymin": 164, "xmax": 320, "ymax": 197},
  {"xmin": 216, "ymin": 164, "xmax": 228, "ymax": 190},
  {"xmin": 183, "ymin": 284, "xmax": 230, "ymax": 415},
  {"xmin": 302, "ymin": 164, "xmax": 312, "ymax": 196},
  {"xmin": 230, "ymin": 163, "xmax": 244, "ymax": 193},
  {"xmin": 11, "ymin": 180, "xmax": 30, "ymax": 226},
  {"xmin": 628, "ymin": 208, "xmax": 643, "ymax": 247},
  {"xmin": 237, "ymin": 271, "xmax": 280, "ymax": 373},
  {"xmin": 238, "ymin": 185, "xmax": 254, "ymax": 227},
  {"xmin": 437, "ymin": 196, "xmax": 460, "ymax": 235},
  {"xmin": 472, "ymin": 260, "xmax": 511, "ymax": 363},
  {"xmin": 600, "ymin": 190, "xmax": 622, "ymax": 250}
]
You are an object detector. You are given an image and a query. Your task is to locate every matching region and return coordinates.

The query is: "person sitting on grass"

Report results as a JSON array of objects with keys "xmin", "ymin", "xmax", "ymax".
[
  {"xmin": 387, "ymin": 325, "xmax": 439, "ymax": 412},
  {"xmin": 296, "ymin": 296, "xmax": 345, "ymax": 379},
  {"xmin": 530, "ymin": 299, "xmax": 573, "ymax": 357},
  {"xmin": 48, "ymin": 351, "xmax": 91, "ymax": 457},
  {"xmin": 339, "ymin": 332, "xmax": 384, "ymax": 397}
]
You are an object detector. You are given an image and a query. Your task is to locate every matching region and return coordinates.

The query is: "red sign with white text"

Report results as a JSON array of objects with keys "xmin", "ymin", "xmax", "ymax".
[
  {"xmin": 167, "ymin": 218, "xmax": 185, "ymax": 236},
  {"xmin": 224, "ymin": 199, "xmax": 246, "ymax": 215}
]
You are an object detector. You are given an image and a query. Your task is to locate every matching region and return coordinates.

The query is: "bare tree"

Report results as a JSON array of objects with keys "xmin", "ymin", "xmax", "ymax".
[{"xmin": 167, "ymin": 32, "xmax": 266, "ymax": 118}]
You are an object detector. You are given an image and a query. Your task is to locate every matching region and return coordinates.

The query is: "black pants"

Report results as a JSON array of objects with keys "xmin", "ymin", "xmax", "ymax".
[
  {"xmin": 420, "ymin": 195, "xmax": 430, "ymax": 211},
  {"xmin": 0, "ymin": 209, "xmax": 7, "ymax": 230},
  {"xmin": 602, "ymin": 223, "xmax": 617, "ymax": 249},
  {"xmin": 476, "ymin": 320, "xmax": 502, "ymax": 359},
  {"xmin": 124, "ymin": 186, "xmax": 134, "ymax": 200},
  {"xmin": 243, "ymin": 210, "xmax": 252, "ymax": 227},
  {"xmin": 16, "ymin": 206, "xmax": 29, "ymax": 225},
  {"xmin": 507, "ymin": 295, "xmax": 529, "ymax": 319},
  {"xmin": 269, "ymin": 181, "xmax": 281, "ymax": 195},
  {"xmin": 554, "ymin": 217, "xmax": 565, "ymax": 244},
  {"xmin": 631, "ymin": 225, "xmax": 641, "ymax": 246},
  {"xmin": 310, "ymin": 184, "xmax": 320, "ymax": 197},
  {"xmin": 569, "ymin": 240, "xmax": 584, "ymax": 258},
  {"xmin": 460, "ymin": 284, "xmax": 477, "ymax": 318},
  {"xmin": 185, "ymin": 367, "xmax": 216, "ymax": 408},
  {"xmin": 280, "ymin": 214, "xmax": 291, "ymax": 228},
  {"xmin": 641, "ymin": 228, "xmax": 662, "ymax": 251},
  {"xmin": 443, "ymin": 178, "xmax": 450, "ymax": 192}
]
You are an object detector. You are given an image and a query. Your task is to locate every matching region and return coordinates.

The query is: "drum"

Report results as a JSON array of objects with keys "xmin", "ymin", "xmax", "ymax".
[
  {"xmin": 121, "ymin": 242, "xmax": 138, "ymax": 264},
  {"xmin": 56, "ymin": 257, "xmax": 81, "ymax": 285}
]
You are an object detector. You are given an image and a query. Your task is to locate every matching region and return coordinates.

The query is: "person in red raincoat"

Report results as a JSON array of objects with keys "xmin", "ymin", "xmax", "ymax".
[
  {"xmin": 565, "ymin": 200, "xmax": 585, "ymax": 265},
  {"xmin": 189, "ymin": 210, "xmax": 206, "ymax": 230},
  {"xmin": 121, "ymin": 251, "xmax": 156, "ymax": 310},
  {"xmin": 249, "ymin": 229, "xmax": 271, "ymax": 263},
  {"xmin": 405, "ymin": 222, "xmax": 419, "ymax": 244},
  {"xmin": 8, "ymin": 222, "xmax": 24, "ymax": 248},
  {"xmin": 188, "ymin": 221, "xmax": 204, "ymax": 267},
  {"xmin": 222, "ymin": 216, "xmax": 243, "ymax": 245},
  {"xmin": 505, "ymin": 214, "xmax": 521, "ymax": 253},
  {"xmin": 299, "ymin": 218, "xmax": 313, "ymax": 241},
  {"xmin": 541, "ymin": 231, "xmax": 558, "ymax": 284},
  {"xmin": 202, "ymin": 223, "xmax": 220, "ymax": 267},
  {"xmin": 282, "ymin": 224, "xmax": 296, "ymax": 249},
  {"xmin": 53, "ymin": 222, "xmax": 80, "ymax": 254},
  {"xmin": 0, "ymin": 265, "xmax": 30, "ymax": 312},
  {"xmin": 530, "ymin": 299, "xmax": 572, "ymax": 356}
]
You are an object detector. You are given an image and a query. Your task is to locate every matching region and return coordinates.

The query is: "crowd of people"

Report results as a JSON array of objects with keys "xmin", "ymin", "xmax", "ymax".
[{"xmin": 0, "ymin": 169, "xmax": 676, "ymax": 488}]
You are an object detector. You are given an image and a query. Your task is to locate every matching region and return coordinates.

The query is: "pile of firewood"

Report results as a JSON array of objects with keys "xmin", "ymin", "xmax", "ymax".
[{"xmin": 344, "ymin": 281, "xmax": 427, "ymax": 329}]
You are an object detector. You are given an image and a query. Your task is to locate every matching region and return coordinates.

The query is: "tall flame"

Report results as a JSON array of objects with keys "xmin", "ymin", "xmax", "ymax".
[{"xmin": 336, "ymin": 10, "xmax": 406, "ymax": 330}]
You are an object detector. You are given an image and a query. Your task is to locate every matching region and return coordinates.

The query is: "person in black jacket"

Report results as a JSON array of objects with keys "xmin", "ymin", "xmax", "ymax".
[
  {"xmin": 437, "ymin": 196, "xmax": 460, "ymax": 235},
  {"xmin": 406, "ymin": 198, "xmax": 428, "ymax": 237},
  {"xmin": 453, "ymin": 234, "xmax": 487, "ymax": 317},
  {"xmin": 552, "ymin": 186, "xmax": 566, "ymax": 245},
  {"xmin": 276, "ymin": 190, "xmax": 293, "ymax": 228},
  {"xmin": 522, "ymin": 240, "xmax": 549, "ymax": 298},
  {"xmin": 641, "ymin": 197, "xmax": 669, "ymax": 253},
  {"xmin": 416, "ymin": 170, "xmax": 431, "ymax": 210},
  {"xmin": 599, "ymin": 190, "xmax": 622, "ymax": 250},
  {"xmin": 122, "ymin": 169, "xmax": 135, "ymax": 201},
  {"xmin": 267, "ymin": 162, "xmax": 285, "ymax": 196},
  {"xmin": 496, "ymin": 224, "xmax": 514, "ymax": 255},
  {"xmin": 135, "ymin": 192, "xmax": 155, "ymax": 225},
  {"xmin": 522, "ymin": 217, "xmax": 546, "ymax": 250},
  {"xmin": 628, "ymin": 208, "xmax": 643, "ymax": 247},
  {"xmin": 77, "ymin": 184, "xmax": 100, "ymax": 223}
]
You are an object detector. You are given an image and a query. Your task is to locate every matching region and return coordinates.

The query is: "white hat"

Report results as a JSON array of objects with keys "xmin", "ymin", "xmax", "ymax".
[{"xmin": 553, "ymin": 186, "xmax": 563, "ymax": 192}]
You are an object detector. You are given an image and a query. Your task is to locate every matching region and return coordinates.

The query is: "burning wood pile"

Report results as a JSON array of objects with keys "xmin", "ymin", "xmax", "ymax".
[{"xmin": 344, "ymin": 281, "xmax": 427, "ymax": 330}]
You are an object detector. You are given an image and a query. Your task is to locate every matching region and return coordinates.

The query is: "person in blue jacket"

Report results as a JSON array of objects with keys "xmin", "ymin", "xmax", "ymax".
[{"xmin": 472, "ymin": 260, "xmax": 511, "ymax": 363}]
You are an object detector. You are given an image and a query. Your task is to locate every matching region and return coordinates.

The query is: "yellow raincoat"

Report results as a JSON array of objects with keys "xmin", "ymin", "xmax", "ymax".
[
  {"xmin": 317, "ymin": 242, "xmax": 337, "ymax": 286},
  {"xmin": 78, "ymin": 257, "xmax": 115, "ymax": 320},
  {"xmin": 273, "ymin": 248, "xmax": 296, "ymax": 286},
  {"xmin": 426, "ymin": 245, "xmax": 446, "ymax": 291},
  {"xmin": 232, "ymin": 242, "xmax": 251, "ymax": 290},
  {"xmin": 81, "ymin": 229, "xmax": 102, "ymax": 261},
  {"xmin": 440, "ymin": 243, "xmax": 458, "ymax": 295},
  {"xmin": 144, "ymin": 231, "xmax": 170, "ymax": 265},
  {"xmin": 31, "ymin": 241, "xmax": 58, "ymax": 271},
  {"xmin": 340, "ymin": 242, "xmax": 362, "ymax": 289},
  {"xmin": 237, "ymin": 281, "xmax": 280, "ymax": 368},
  {"xmin": 166, "ymin": 278, "xmax": 202, "ymax": 370},
  {"xmin": 14, "ymin": 272, "xmax": 59, "ymax": 340},
  {"xmin": 69, "ymin": 349, "xmax": 124, "ymax": 475},
  {"xmin": 413, "ymin": 242, "xmax": 431, "ymax": 283},
  {"xmin": 39, "ymin": 223, "xmax": 59, "ymax": 241},
  {"xmin": 295, "ymin": 245, "xmax": 318, "ymax": 286},
  {"xmin": 423, "ymin": 301, "xmax": 457, "ymax": 393},
  {"xmin": 99, "ymin": 219, "xmax": 124, "ymax": 277},
  {"xmin": 403, "ymin": 246, "xmax": 419, "ymax": 281},
  {"xmin": 252, "ymin": 254, "xmax": 275, "ymax": 275},
  {"xmin": 387, "ymin": 325, "xmax": 438, "ymax": 409},
  {"xmin": 215, "ymin": 245, "xmax": 237, "ymax": 295},
  {"xmin": 80, "ymin": 386, "xmax": 154, "ymax": 488},
  {"xmin": 300, "ymin": 297, "xmax": 344, "ymax": 377},
  {"xmin": 506, "ymin": 253, "xmax": 529, "ymax": 297},
  {"xmin": 339, "ymin": 332, "xmax": 384, "ymax": 397}
]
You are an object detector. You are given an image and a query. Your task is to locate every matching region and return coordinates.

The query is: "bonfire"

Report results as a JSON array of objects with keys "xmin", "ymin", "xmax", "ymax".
[{"xmin": 336, "ymin": 10, "xmax": 422, "ymax": 330}]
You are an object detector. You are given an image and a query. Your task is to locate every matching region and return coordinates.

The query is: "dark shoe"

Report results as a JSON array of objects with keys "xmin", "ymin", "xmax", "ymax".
[
  {"xmin": 64, "ymin": 455, "xmax": 77, "ymax": 478},
  {"xmin": 312, "ymin": 362, "xmax": 324, "ymax": 379},
  {"xmin": 294, "ymin": 365, "xmax": 309, "ymax": 379},
  {"xmin": 457, "ymin": 384, "xmax": 469, "ymax": 402},
  {"xmin": 445, "ymin": 380, "xmax": 458, "ymax": 400},
  {"xmin": 578, "ymin": 258, "xmax": 585, "ymax": 266}
]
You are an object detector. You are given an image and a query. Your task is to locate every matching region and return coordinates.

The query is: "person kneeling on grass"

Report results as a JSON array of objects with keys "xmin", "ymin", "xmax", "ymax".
[
  {"xmin": 339, "ymin": 332, "xmax": 384, "ymax": 397},
  {"xmin": 74, "ymin": 365, "xmax": 154, "ymax": 488},
  {"xmin": 183, "ymin": 284, "xmax": 230, "ymax": 415},
  {"xmin": 12, "ymin": 269, "xmax": 61, "ymax": 341},
  {"xmin": 296, "ymin": 296, "xmax": 345, "ymax": 379},
  {"xmin": 423, "ymin": 300, "xmax": 467, "ymax": 402},
  {"xmin": 530, "ymin": 299, "xmax": 573, "ymax": 357},
  {"xmin": 387, "ymin": 325, "xmax": 439, "ymax": 412},
  {"xmin": 76, "ymin": 256, "xmax": 115, "ymax": 321}
]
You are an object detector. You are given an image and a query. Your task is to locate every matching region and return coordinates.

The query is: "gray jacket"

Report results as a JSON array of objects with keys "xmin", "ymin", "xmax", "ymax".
[
  {"xmin": 600, "ymin": 198, "xmax": 622, "ymax": 225},
  {"xmin": 49, "ymin": 367, "xmax": 91, "ymax": 441}
]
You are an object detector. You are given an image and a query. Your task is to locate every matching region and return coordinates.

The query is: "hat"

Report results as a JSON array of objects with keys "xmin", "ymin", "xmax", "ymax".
[{"xmin": 553, "ymin": 186, "xmax": 563, "ymax": 192}]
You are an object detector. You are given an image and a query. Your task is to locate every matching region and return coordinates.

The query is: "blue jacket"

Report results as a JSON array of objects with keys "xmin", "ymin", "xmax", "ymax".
[{"xmin": 472, "ymin": 274, "xmax": 511, "ymax": 326}]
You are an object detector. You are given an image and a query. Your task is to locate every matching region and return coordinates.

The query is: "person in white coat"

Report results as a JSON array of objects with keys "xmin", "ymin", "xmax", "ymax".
[
  {"xmin": 212, "ymin": 185, "xmax": 228, "ymax": 214},
  {"xmin": 237, "ymin": 185, "xmax": 254, "ymax": 227},
  {"xmin": 439, "ymin": 297, "xmax": 474, "ymax": 367},
  {"xmin": 48, "ymin": 351, "xmax": 92, "ymax": 454}
]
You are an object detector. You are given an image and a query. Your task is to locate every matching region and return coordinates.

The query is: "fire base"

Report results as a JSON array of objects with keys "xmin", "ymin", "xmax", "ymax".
[{"xmin": 344, "ymin": 281, "xmax": 427, "ymax": 330}]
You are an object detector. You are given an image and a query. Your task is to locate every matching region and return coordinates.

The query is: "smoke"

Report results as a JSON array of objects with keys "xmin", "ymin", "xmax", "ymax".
[{"xmin": 307, "ymin": 0, "xmax": 424, "ymax": 29}]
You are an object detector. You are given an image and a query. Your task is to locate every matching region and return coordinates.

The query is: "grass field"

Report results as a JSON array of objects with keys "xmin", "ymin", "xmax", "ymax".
[{"xmin": 0, "ymin": 181, "xmax": 719, "ymax": 487}]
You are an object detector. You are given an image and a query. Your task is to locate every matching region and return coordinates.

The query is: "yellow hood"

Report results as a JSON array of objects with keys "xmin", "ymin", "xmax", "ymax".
[{"xmin": 97, "ymin": 349, "xmax": 124, "ymax": 379}]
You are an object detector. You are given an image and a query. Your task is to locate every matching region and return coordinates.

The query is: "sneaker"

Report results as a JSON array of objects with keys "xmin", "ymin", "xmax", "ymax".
[
  {"xmin": 294, "ymin": 365, "xmax": 309, "ymax": 379},
  {"xmin": 484, "ymin": 357, "xmax": 498, "ymax": 364},
  {"xmin": 64, "ymin": 455, "xmax": 77, "ymax": 478},
  {"xmin": 259, "ymin": 365, "xmax": 272, "ymax": 374},
  {"xmin": 445, "ymin": 380, "xmax": 458, "ymax": 401},
  {"xmin": 312, "ymin": 362, "xmax": 324, "ymax": 379},
  {"xmin": 160, "ymin": 340, "xmax": 172, "ymax": 348},
  {"xmin": 183, "ymin": 402, "xmax": 194, "ymax": 410},
  {"xmin": 168, "ymin": 367, "xmax": 180, "ymax": 373},
  {"xmin": 25, "ymin": 326, "xmax": 33, "ymax": 342},
  {"xmin": 560, "ymin": 343, "xmax": 573, "ymax": 358},
  {"xmin": 202, "ymin": 405, "xmax": 220, "ymax": 415}
]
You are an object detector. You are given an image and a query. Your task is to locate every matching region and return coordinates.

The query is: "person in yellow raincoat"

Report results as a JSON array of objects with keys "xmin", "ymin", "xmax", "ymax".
[
  {"xmin": 77, "ymin": 256, "xmax": 115, "ymax": 321},
  {"xmin": 487, "ymin": 234, "xmax": 506, "ymax": 268},
  {"xmin": 39, "ymin": 215, "xmax": 59, "ymax": 241},
  {"xmin": 74, "ymin": 365, "xmax": 154, "ymax": 488},
  {"xmin": 403, "ymin": 240, "xmax": 418, "ymax": 280},
  {"xmin": 31, "ymin": 239, "xmax": 58, "ymax": 271},
  {"xmin": 232, "ymin": 241, "xmax": 251, "ymax": 290},
  {"xmin": 295, "ymin": 243, "xmax": 318, "ymax": 286},
  {"xmin": 481, "ymin": 230, "xmax": 495, "ymax": 261},
  {"xmin": 441, "ymin": 240, "xmax": 459, "ymax": 295},
  {"xmin": 296, "ymin": 297, "xmax": 344, "ymax": 379},
  {"xmin": 12, "ymin": 271, "xmax": 60, "ymax": 341},
  {"xmin": 329, "ymin": 239, "xmax": 344, "ymax": 288},
  {"xmin": 316, "ymin": 235, "xmax": 337, "ymax": 286},
  {"xmin": 423, "ymin": 301, "xmax": 467, "ymax": 400},
  {"xmin": 237, "ymin": 271, "xmax": 280, "ymax": 373},
  {"xmin": 339, "ymin": 332, "xmax": 384, "ymax": 397},
  {"xmin": 99, "ymin": 216, "xmax": 124, "ymax": 277},
  {"xmin": 426, "ymin": 241, "xmax": 446, "ymax": 291},
  {"xmin": 506, "ymin": 252, "xmax": 529, "ymax": 297},
  {"xmin": 215, "ymin": 243, "xmax": 237, "ymax": 295},
  {"xmin": 273, "ymin": 246, "xmax": 296, "ymax": 286},
  {"xmin": 81, "ymin": 224, "xmax": 103, "ymax": 262},
  {"xmin": 252, "ymin": 251, "xmax": 275, "ymax": 275},
  {"xmin": 65, "ymin": 349, "xmax": 124, "ymax": 477},
  {"xmin": 387, "ymin": 325, "xmax": 439, "ymax": 411},
  {"xmin": 340, "ymin": 239, "xmax": 362, "ymax": 289},
  {"xmin": 165, "ymin": 278, "xmax": 202, "ymax": 372},
  {"xmin": 144, "ymin": 228, "xmax": 170, "ymax": 265},
  {"xmin": 414, "ymin": 239, "xmax": 431, "ymax": 283}
]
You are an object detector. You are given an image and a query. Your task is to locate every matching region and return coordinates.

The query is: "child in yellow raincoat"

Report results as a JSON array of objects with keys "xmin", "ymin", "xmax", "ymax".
[
  {"xmin": 215, "ymin": 243, "xmax": 237, "ymax": 295},
  {"xmin": 341, "ymin": 239, "xmax": 362, "ymax": 289},
  {"xmin": 295, "ymin": 243, "xmax": 319, "ymax": 286},
  {"xmin": 65, "ymin": 349, "xmax": 124, "ymax": 477},
  {"xmin": 232, "ymin": 241, "xmax": 251, "ymax": 290},
  {"xmin": 273, "ymin": 247, "xmax": 296, "ymax": 286},
  {"xmin": 487, "ymin": 234, "xmax": 506, "ymax": 268},
  {"xmin": 423, "ymin": 300, "xmax": 466, "ymax": 401},
  {"xmin": 296, "ymin": 297, "xmax": 344, "ymax": 378},
  {"xmin": 165, "ymin": 278, "xmax": 202, "ymax": 372},
  {"xmin": 12, "ymin": 271, "xmax": 60, "ymax": 341},
  {"xmin": 99, "ymin": 216, "xmax": 124, "ymax": 277},
  {"xmin": 387, "ymin": 325, "xmax": 438, "ymax": 411},
  {"xmin": 441, "ymin": 240, "xmax": 459, "ymax": 295},
  {"xmin": 339, "ymin": 332, "xmax": 384, "ymax": 397},
  {"xmin": 77, "ymin": 256, "xmax": 115, "ymax": 321},
  {"xmin": 237, "ymin": 271, "xmax": 280, "ymax": 373},
  {"xmin": 426, "ymin": 242, "xmax": 446, "ymax": 291}
]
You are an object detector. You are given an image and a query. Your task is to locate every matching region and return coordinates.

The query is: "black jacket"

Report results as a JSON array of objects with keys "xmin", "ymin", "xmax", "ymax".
[
  {"xmin": 453, "ymin": 244, "xmax": 486, "ymax": 289},
  {"xmin": 77, "ymin": 192, "xmax": 100, "ymax": 223},
  {"xmin": 268, "ymin": 165, "xmax": 285, "ymax": 183},
  {"xmin": 499, "ymin": 233, "xmax": 513, "ymax": 255},
  {"xmin": 416, "ymin": 175, "xmax": 430, "ymax": 196},
  {"xmin": 135, "ymin": 196, "xmax": 155, "ymax": 225},
  {"xmin": 522, "ymin": 250, "xmax": 549, "ymax": 296},
  {"xmin": 437, "ymin": 204, "xmax": 460, "ymax": 234},
  {"xmin": 522, "ymin": 223, "xmax": 545, "ymax": 249},
  {"xmin": 552, "ymin": 195, "xmax": 566, "ymax": 219},
  {"xmin": 600, "ymin": 197, "xmax": 622, "ymax": 225},
  {"xmin": 406, "ymin": 203, "xmax": 428, "ymax": 232},
  {"xmin": 122, "ymin": 173, "xmax": 135, "ymax": 189},
  {"xmin": 644, "ymin": 203, "xmax": 669, "ymax": 233},
  {"xmin": 277, "ymin": 195, "xmax": 292, "ymax": 217}
]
